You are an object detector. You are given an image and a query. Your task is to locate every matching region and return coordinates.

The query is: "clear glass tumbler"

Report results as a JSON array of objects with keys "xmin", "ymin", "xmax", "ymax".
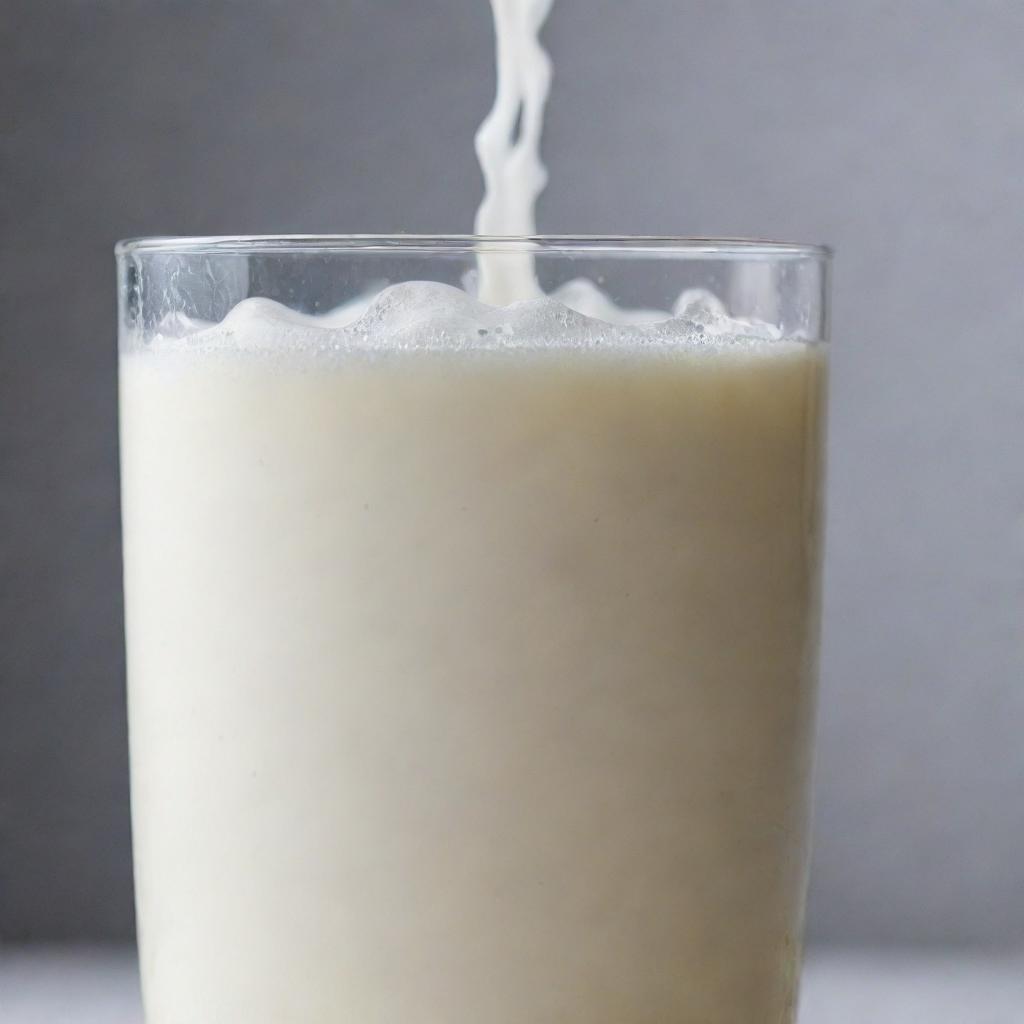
[{"xmin": 117, "ymin": 236, "xmax": 830, "ymax": 1024}]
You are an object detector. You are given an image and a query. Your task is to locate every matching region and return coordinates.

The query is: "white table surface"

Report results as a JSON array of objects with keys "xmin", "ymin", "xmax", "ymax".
[{"xmin": 2, "ymin": 946, "xmax": 1023, "ymax": 1023}]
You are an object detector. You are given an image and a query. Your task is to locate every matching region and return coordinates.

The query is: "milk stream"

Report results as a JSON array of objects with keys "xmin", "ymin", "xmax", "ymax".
[{"xmin": 474, "ymin": 0, "xmax": 554, "ymax": 303}]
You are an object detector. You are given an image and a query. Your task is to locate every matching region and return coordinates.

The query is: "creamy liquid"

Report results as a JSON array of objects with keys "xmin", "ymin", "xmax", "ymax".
[
  {"xmin": 121, "ymin": 326, "xmax": 824, "ymax": 1024},
  {"xmin": 121, "ymin": 1, "xmax": 826, "ymax": 1021},
  {"xmin": 474, "ymin": 0, "xmax": 554, "ymax": 303}
]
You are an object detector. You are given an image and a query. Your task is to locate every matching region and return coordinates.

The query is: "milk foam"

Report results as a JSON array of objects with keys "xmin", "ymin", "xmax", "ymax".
[{"xmin": 137, "ymin": 282, "xmax": 796, "ymax": 360}]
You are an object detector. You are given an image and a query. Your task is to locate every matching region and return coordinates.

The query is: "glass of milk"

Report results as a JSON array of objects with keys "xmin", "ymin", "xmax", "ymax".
[{"xmin": 117, "ymin": 235, "xmax": 830, "ymax": 1024}]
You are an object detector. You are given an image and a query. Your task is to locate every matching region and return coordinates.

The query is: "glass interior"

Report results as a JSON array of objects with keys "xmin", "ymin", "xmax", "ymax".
[{"xmin": 117, "ymin": 235, "xmax": 831, "ymax": 346}]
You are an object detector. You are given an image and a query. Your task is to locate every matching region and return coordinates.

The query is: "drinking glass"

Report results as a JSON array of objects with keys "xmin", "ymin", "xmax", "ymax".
[{"xmin": 117, "ymin": 236, "xmax": 830, "ymax": 1024}]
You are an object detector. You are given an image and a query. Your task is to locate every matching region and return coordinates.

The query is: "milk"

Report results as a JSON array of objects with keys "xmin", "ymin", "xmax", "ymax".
[
  {"xmin": 121, "ymin": 294, "xmax": 824, "ymax": 1024},
  {"xmin": 474, "ymin": 0, "xmax": 553, "ymax": 303},
  {"xmin": 119, "ymin": 1, "xmax": 827, "ymax": 1021}
]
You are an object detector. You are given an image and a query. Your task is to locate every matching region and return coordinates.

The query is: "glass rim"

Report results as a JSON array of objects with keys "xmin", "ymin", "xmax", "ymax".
[{"xmin": 115, "ymin": 234, "xmax": 831, "ymax": 259}]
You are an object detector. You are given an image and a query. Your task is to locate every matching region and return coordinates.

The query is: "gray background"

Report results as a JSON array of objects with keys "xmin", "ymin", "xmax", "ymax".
[{"xmin": 2, "ymin": 0, "xmax": 1022, "ymax": 948}]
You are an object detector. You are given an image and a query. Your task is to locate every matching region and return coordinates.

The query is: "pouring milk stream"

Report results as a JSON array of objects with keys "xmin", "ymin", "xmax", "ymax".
[{"xmin": 473, "ymin": 0, "xmax": 553, "ymax": 303}]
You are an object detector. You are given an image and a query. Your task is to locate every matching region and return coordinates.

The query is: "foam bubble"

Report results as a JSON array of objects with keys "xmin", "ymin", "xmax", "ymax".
[
  {"xmin": 551, "ymin": 278, "xmax": 669, "ymax": 326},
  {"xmin": 673, "ymin": 288, "xmax": 728, "ymax": 321},
  {"xmin": 134, "ymin": 280, "xmax": 800, "ymax": 359}
]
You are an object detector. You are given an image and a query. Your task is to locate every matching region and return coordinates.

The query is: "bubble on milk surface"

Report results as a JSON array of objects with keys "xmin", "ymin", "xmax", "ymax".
[{"xmin": 144, "ymin": 279, "xmax": 788, "ymax": 357}]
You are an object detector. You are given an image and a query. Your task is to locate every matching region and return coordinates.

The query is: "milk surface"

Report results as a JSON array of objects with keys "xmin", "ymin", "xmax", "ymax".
[{"xmin": 121, "ymin": 290, "xmax": 825, "ymax": 1024}]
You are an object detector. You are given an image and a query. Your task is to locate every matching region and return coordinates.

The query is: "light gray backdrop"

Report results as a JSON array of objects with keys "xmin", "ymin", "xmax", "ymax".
[{"xmin": 2, "ymin": 0, "xmax": 1022, "ymax": 947}]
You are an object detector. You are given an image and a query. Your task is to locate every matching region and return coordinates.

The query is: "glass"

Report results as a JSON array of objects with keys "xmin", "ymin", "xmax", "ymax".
[{"xmin": 117, "ymin": 236, "xmax": 830, "ymax": 1024}]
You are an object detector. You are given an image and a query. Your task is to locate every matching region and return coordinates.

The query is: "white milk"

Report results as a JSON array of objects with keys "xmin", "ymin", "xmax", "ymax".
[
  {"xmin": 473, "ymin": 0, "xmax": 553, "ymax": 303},
  {"xmin": 120, "ymin": 2, "xmax": 827, "ymax": 1022},
  {"xmin": 121, "ymin": 292, "xmax": 824, "ymax": 1024}
]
